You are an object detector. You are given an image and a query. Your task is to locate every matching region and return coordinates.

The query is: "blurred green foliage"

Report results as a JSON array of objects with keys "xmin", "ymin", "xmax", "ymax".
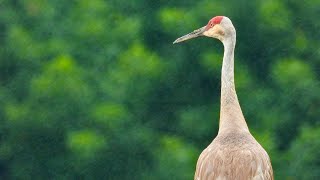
[{"xmin": 0, "ymin": 0, "xmax": 319, "ymax": 179}]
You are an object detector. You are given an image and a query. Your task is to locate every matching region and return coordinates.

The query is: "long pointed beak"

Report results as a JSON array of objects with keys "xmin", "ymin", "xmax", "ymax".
[{"xmin": 173, "ymin": 26, "xmax": 206, "ymax": 44}]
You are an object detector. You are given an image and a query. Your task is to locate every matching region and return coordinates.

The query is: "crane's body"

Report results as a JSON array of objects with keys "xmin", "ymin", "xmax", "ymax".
[{"xmin": 174, "ymin": 16, "xmax": 273, "ymax": 180}]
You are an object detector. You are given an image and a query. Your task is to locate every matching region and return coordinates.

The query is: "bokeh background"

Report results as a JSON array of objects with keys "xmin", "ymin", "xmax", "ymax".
[{"xmin": 0, "ymin": 0, "xmax": 320, "ymax": 179}]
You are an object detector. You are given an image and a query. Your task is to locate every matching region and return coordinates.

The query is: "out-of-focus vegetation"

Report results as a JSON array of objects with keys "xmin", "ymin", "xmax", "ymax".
[{"xmin": 0, "ymin": 0, "xmax": 319, "ymax": 179}]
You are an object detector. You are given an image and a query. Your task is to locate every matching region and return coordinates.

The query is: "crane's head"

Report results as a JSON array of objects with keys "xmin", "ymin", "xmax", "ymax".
[{"xmin": 173, "ymin": 16, "xmax": 235, "ymax": 44}]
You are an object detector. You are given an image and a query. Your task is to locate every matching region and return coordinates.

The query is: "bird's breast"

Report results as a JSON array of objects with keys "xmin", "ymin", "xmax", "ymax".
[{"xmin": 194, "ymin": 132, "xmax": 273, "ymax": 180}]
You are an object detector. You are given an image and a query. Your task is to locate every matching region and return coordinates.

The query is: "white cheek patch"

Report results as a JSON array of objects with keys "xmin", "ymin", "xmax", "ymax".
[
  {"xmin": 203, "ymin": 29, "xmax": 214, "ymax": 37},
  {"xmin": 203, "ymin": 26, "xmax": 224, "ymax": 41}
]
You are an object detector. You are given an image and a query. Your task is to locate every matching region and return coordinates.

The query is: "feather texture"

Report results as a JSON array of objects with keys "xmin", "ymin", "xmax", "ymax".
[
  {"xmin": 194, "ymin": 132, "xmax": 273, "ymax": 180},
  {"xmin": 193, "ymin": 16, "xmax": 273, "ymax": 180}
]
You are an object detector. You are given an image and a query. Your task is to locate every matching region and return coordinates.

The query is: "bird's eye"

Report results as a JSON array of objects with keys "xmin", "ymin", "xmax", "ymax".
[{"xmin": 210, "ymin": 23, "xmax": 214, "ymax": 27}]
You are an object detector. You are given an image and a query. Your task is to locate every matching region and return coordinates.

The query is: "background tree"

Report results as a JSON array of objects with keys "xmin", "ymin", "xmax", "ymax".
[{"xmin": 0, "ymin": 0, "xmax": 319, "ymax": 179}]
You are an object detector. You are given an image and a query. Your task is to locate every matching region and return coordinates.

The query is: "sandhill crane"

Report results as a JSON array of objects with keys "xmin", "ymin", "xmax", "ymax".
[{"xmin": 173, "ymin": 16, "xmax": 273, "ymax": 180}]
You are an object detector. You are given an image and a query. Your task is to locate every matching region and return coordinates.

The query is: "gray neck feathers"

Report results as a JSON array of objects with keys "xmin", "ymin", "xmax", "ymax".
[{"xmin": 219, "ymin": 32, "xmax": 249, "ymax": 134}]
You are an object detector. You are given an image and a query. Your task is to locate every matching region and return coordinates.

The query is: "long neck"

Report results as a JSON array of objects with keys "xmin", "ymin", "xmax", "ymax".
[{"xmin": 218, "ymin": 34, "xmax": 249, "ymax": 134}]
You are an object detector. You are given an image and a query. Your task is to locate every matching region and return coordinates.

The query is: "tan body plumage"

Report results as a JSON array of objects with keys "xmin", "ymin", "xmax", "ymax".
[
  {"xmin": 195, "ymin": 132, "xmax": 273, "ymax": 180},
  {"xmin": 174, "ymin": 16, "xmax": 273, "ymax": 180}
]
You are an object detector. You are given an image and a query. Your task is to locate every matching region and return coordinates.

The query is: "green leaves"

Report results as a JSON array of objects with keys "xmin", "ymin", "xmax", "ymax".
[
  {"xmin": 67, "ymin": 130, "xmax": 107, "ymax": 159},
  {"xmin": 92, "ymin": 103, "xmax": 129, "ymax": 129},
  {"xmin": 31, "ymin": 55, "xmax": 92, "ymax": 104},
  {"xmin": 152, "ymin": 136, "xmax": 198, "ymax": 180},
  {"xmin": 287, "ymin": 126, "xmax": 320, "ymax": 179},
  {"xmin": 272, "ymin": 58, "xmax": 315, "ymax": 88},
  {"xmin": 0, "ymin": 0, "xmax": 320, "ymax": 179},
  {"xmin": 259, "ymin": 0, "xmax": 292, "ymax": 31}
]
